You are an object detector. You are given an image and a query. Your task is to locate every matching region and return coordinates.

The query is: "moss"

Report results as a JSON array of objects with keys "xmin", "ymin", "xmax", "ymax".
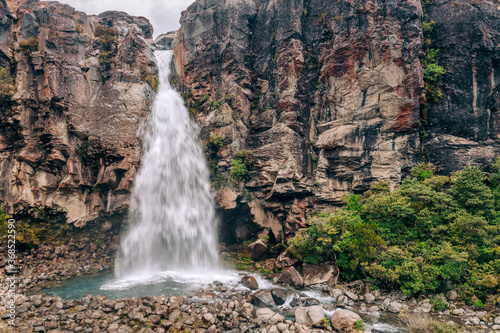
[
  {"xmin": 19, "ymin": 37, "xmax": 38, "ymax": 59},
  {"xmin": 139, "ymin": 64, "xmax": 159, "ymax": 92}
]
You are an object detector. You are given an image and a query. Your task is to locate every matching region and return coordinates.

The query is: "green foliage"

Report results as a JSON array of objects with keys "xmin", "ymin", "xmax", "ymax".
[
  {"xmin": 234, "ymin": 150, "xmax": 255, "ymax": 166},
  {"xmin": 354, "ymin": 320, "xmax": 365, "ymax": 331},
  {"xmin": 420, "ymin": 1, "xmax": 446, "ymax": 113},
  {"xmin": 430, "ymin": 295, "xmax": 449, "ymax": 311},
  {"xmin": 288, "ymin": 161, "xmax": 500, "ymax": 303},
  {"xmin": 0, "ymin": 67, "xmax": 15, "ymax": 102},
  {"xmin": 0, "ymin": 204, "xmax": 72, "ymax": 250},
  {"xmin": 98, "ymin": 51, "xmax": 112, "ymax": 66},
  {"xmin": 229, "ymin": 158, "xmax": 248, "ymax": 181},
  {"xmin": 208, "ymin": 134, "xmax": 224, "ymax": 149}
]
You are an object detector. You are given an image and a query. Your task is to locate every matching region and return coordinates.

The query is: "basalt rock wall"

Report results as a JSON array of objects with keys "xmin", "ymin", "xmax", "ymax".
[
  {"xmin": 173, "ymin": 0, "xmax": 424, "ymax": 243},
  {"xmin": 0, "ymin": 0, "xmax": 157, "ymax": 226},
  {"xmin": 173, "ymin": 0, "xmax": 500, "ymax": 244}
]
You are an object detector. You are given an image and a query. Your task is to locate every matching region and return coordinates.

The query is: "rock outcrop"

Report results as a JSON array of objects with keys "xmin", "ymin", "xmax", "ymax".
[
  {"xmin": 0, "ymin": 0, "xmax": 156, "ymax": 226},
  {"xmin": 173, "ymin": 0, "xmax": 424, "ymax": 242},
  {"xmin": 423, "ymin": 0, "xmax": 500, "ymax": 172}
]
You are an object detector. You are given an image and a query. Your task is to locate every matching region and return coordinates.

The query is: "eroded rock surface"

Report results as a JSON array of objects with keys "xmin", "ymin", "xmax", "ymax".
[
  {"xmin": 173, "ymin": 0, "xmax": 424, "ymax": 242},
  {"xmin": 0, "ymin": 0, "xmax": 156, "ymax": 226}
]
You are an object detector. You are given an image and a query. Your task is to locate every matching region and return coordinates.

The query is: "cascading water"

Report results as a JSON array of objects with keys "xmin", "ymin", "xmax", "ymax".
[{"xmin": 114, "ymin": 50, "xmax": 220, "ymax": 279}]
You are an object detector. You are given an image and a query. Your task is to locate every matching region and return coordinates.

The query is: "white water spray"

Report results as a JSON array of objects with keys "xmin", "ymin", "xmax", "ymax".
[{"xmin": 114, "ymin": 50, "xmax": 220, "ymax": 279}]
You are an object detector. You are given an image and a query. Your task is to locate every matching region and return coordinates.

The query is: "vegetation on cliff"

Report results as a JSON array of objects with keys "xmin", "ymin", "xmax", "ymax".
[
  {"xmin": 420, "ymin": 0, "xmax": 446, "ymax": 116},
  {"xmin": 288, "ymin": 160, "xmax": 500, "ymax": 306}
]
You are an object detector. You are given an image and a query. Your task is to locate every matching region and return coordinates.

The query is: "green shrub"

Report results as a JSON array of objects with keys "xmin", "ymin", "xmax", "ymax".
[
  {"xmin": 0, "ymin": 67, "xmax": 15, "ymax": 102},
  {"xmin": 354, "ymin": 320, "xmax": 365, "ymax": 331},
  {"xmin": 229, "ymin": 158, "xmax": 247, "ymax": 181},
  {"xmin": 287, "ymin": 160, "xmax": 500, "ymax": 303},
  {"xmin": 99, "ymin": 51, "xmax": 112, "ymax": 66},
  {"xmin": 430, "ymin": 295, "xmax": 449, "ymax": 311}
]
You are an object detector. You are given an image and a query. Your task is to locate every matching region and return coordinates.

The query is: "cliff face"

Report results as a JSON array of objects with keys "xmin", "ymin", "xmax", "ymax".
[
  {"xmin": 0, "ymin": 0, "xmax": 156, "ymax": 226},
  {"xmin": 173, "ymin": 0, "xmax": 424, "ymax": 242},
  {"xmin": 423, "ymin": 0, "xmax": 500, "ymax": 172}
]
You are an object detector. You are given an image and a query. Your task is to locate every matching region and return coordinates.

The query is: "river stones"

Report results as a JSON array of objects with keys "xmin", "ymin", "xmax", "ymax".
[
  {"xmin": 241, "ymin": 275, "xmax": 259, "ymax": 290},
  {"xmin": 271, "ymin": 288, "xmax": 287, "ymax": 305},
  {"xmin": 330, "ymin": 309, "xmax": 363, "ymax": 332},
  {"xmin": 294, "ymin": 306, "xmax": 325, "ymax": 326},
  {"xmin": 277, "ymin": 267, "xmax": 303, "ymax": 288},
  {"xmin": 252, "ymin": 289, "xmax": 276, "ymax": 308}
]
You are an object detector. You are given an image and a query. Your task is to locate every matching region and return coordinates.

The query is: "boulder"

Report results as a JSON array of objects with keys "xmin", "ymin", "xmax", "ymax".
[
  {"xmin": 252, "ymin": 289, "xmax": 276, "ymax": 308},
  {"xmin": 277, "ymin": 267, "xmax": 303, "ymax": 288},
  {"xmin": 330, "ymin": 309, "xmax": 363, "ymax": 332},
  {"xmin": 275, "ymin": 250, "xmax": 298, "ymax": 268},
  {"xmin": 294, "ymin": 306, "xmax": 325, "ymax": 326},
  {"xmin": 302, "ymin": 264, "xmax": 338, "ymax": 286},
  {"xmin": 271, "ymin": 288, "xmax": 287, "ymax": 306},
  {"xmin": 387, "ymin": 301, "xmax": 403, "ymax": 313},
  {"xmin": 364, "ymin": 294, "xmax": 375, "ymax": 304},
  {"xmin": 345, "ymin": 291, "xmax": 358, "ymax": 301},
  {"xmin": 243, "ymin": 239, "xmax": 268, "ymax": 261},
  {"xmin": 241, "ymin": 275, "xmax": 259, "ymax": 290}
]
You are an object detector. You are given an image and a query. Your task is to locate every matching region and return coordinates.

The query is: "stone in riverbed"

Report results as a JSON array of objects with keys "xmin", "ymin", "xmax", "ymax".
[
  {"xmin": 241, "ymin": 275, "xmax": 259, "ymax": 290},
  {"xmin": 330, "ymin": 309, "xmax": 363, "ymax": 332},
  {"xmin": 388, "ymin": 301, "xmax": 403, "ymax": 313},
  {"xmin": 345, "ymin": 291, "xmax": 358, "ymax": 301},
  {"xmin": 277, "ymin": 267, "xmax": 303, "ymax": 288},
  {"xmin": 294, "ymin": 306, "xmax": 325, "ymax": 326},
  {"xmin": 271, "ymin": 288, "xmax": 287, "ymax": 305},
  {"xmin": 364, "ymin": 294, "xmax": 375, "ymax": 304},
  {"xmin": 252, "ymin": 289, "xmax": 277, "ymax": 308}
]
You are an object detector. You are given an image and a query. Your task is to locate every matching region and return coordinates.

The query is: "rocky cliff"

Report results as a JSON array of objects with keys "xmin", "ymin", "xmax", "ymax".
[
  {"xmin": 0, "ymin": 0, "xmax": 156, "ymax": 226},
  {"xmin": 423, "ymin": 0, "xmax": 500, "ymax": 172},
  {"xmin": 172, "ymin": 0, "xmax": 500, "ymax": 244},
  {"xmin": 173, "ymin": 0, "xmax": 424, "ymax": 243}
]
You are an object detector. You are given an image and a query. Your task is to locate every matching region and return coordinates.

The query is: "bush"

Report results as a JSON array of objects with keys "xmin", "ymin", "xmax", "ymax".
[
  {"xmin": 229, "ymin": 159, "xmax": 248, "ymax": 180},
  {"xmin": 287, "ymin": 161, "xmax": 500, "ymax": 303},
  {"xmin": 0, "ymin": 67, "xmax": 15, "ymax": 102}
]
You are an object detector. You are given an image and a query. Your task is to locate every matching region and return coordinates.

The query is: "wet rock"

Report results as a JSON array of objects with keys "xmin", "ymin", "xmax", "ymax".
[
  {"xmin": 252, "ymin": 289, "xmax": 276, "ymax": 308},
  {"xmin": 243, "ymin": 239, "xmax": 268, "ymax": 261},
  {"xmin": 277, "ymin": 267, "xmax": 303, "ymax": 288},
  {"xmin": 271, "ymin": 288, "xmax": 287, "ymax": 306},
  {"xmin": 294, "ymin": 306, "xmax": 325, "ymax": 327},
  {"xmin": 330, "ymin": 309, "xmax": 363, "ymax": 332},
  {"xmin": 241, "ymin": 275, "xmax": 259, "ymax": 290}
]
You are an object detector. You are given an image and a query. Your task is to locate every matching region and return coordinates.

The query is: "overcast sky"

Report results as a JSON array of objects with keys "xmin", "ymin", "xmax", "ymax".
[{"xmin": 56, "ymin": 0, "xmax": 194, "ymax": 37}]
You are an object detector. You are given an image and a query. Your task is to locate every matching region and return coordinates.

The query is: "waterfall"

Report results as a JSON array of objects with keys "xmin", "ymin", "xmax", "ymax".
[{"xmin": 114, "ymin": 50, "xmax": 220, "ymax": 279}]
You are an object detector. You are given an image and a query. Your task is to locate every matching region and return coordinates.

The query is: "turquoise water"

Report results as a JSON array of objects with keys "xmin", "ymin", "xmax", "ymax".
[
  {"xmin": 36, "ymin": 271, "xmax": 407, "ymax": 332},
  {"xmin": 36, "ymin": 272, "xmax": 192, "ymax": 300}
]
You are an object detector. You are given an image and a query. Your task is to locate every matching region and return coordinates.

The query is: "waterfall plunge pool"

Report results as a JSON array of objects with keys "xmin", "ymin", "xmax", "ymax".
[{"xmin": 34, "ymin": 270, "xmax": 407, "ymax": 333}]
